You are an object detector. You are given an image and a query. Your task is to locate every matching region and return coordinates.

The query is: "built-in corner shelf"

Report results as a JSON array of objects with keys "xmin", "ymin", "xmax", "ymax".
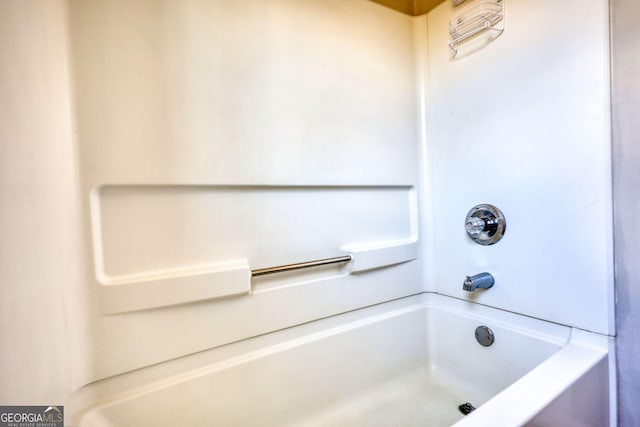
[{"xmin": 449, "ymin": 0, "xmax": 505, "ymax": 55}]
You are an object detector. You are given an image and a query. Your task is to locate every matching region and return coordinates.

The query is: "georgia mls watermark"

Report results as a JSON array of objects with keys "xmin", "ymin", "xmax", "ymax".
[{"xmin": 0, "ymin": 406, "xmax": 63, "ymax": 427}]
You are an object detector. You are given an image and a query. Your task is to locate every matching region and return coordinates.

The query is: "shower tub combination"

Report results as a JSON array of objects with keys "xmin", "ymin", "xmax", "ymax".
[{"xmin": 71, "ymin": 293, "xmax": 611, "ymax": 426}]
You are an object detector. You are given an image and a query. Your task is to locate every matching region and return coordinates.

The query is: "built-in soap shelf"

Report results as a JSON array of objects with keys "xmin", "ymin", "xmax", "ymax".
[
  {"xmin": 449, "ymin": 0, "xmax": 504, "ymax": 55},
  {"xmin": 100, "ymin": 239, "xmax": 418, "ymax": 314}
]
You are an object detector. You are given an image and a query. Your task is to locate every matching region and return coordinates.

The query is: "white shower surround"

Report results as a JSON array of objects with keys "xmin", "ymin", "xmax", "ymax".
[{"xmin": 0, "ymin": 0, "xmax": 616, "ymax": 424}]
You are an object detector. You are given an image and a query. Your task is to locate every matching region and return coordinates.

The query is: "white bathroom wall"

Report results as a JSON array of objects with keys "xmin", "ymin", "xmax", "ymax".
[
  {"xmin": 67, "ymin": 0, "xmax": 422, "ymax": 384},
  {"xmin": 422, "ymin": 0, "xmax": 613, "ymax": 335},
  {"xmin": 0, "ymin": 0, "xmax": 86, "ymax": 403}
]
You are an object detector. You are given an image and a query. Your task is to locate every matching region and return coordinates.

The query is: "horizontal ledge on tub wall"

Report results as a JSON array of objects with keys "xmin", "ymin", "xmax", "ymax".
[
  {"xmin": 99, "ymin": 261, "xmax": 252, "ymax": 314},
  {"xmin": 342, "ymin": 239, "xmax": 418, "ymax": 273},
  {"xmin": 99, "ymin": 239, "xmax": 419, "ymax": 314}
]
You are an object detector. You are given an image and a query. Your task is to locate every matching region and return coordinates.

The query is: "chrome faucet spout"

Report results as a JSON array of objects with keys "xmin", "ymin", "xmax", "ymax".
[{"xmin": 463, "ymin": 272, "xmax": 494, "ymax": 292}]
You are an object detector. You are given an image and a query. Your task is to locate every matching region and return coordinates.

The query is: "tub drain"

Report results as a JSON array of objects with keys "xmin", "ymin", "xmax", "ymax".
[{"xmin": 458, "ymin": 402, "xmax": 476, "ymax": 416}]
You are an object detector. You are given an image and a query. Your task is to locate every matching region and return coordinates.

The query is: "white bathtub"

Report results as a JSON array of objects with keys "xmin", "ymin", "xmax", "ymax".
[{"xmin": 70, "ymin": 294, "xmax": 612, "ymax": 426}]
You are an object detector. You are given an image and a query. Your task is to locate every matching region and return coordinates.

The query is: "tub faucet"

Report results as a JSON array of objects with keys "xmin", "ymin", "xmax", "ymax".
[{"xmin": 463, "ymin": 272, "xmax": 494, "ymax": 292}]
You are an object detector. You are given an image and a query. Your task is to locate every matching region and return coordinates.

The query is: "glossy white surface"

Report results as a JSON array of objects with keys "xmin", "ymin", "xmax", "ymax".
[
  {"xmin": 0, "ymin": 1, "xmax": 616, "ymax": 423},
  {"xmin": 0, "ymin": 0, "xmax": 81, "ymax": 403},
  {"xmin": 422, "ymin": 0, "xmax": 614, "ymax": 335},
  {"xmin": 66, "ymin": 0, "xmax": 421, "ymax": 383},
  {"xmin": 71, "ymin": 294, "xmax": 609, "ymax": 427},
  {"xmin": 456, "ymin": 329, "xmax": 610, "ymax": 426},
  {"xmin": 70, "ymin": 0, "xmax": 418, "ymax": 186},
  {"xmin": 92, "ymin": 185, "xmax": 417, "ymax": 313}
]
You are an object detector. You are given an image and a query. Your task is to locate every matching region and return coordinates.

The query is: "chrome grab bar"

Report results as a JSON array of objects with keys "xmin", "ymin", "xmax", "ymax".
[{"xmin": 251, "ymin": 254, "xmax": 353, "ymax": 277}]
